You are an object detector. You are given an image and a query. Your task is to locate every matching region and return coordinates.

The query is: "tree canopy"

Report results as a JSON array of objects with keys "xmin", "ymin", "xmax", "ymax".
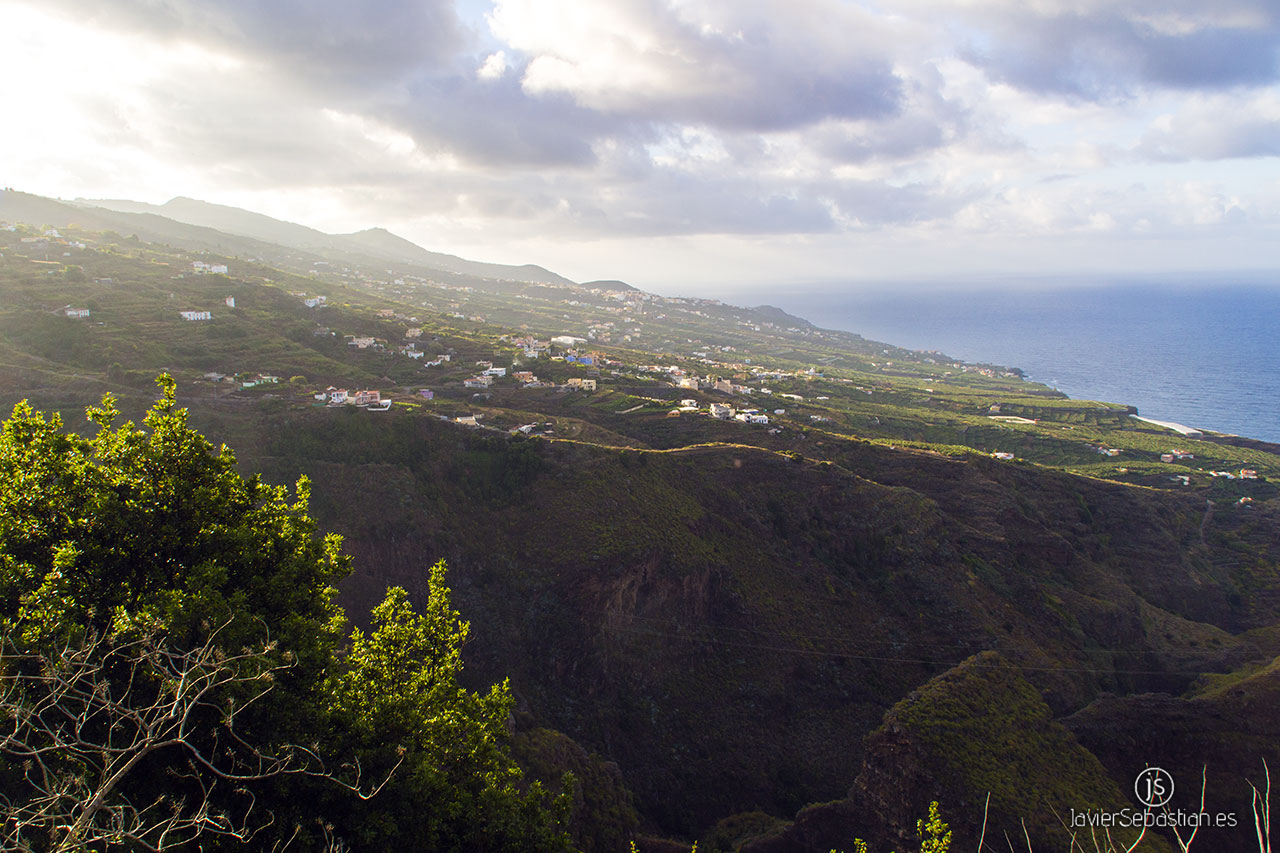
[{"xmin": 0, "ymin": 378, "xmax": 572, "ymax": 851}]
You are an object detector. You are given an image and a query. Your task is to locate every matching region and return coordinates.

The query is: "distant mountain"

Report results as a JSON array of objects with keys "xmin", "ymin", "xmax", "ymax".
[
  {"xmin": 2, "ymin": 190, "xmax": 301, "ymax": 259},
  {"xmin": 751, "ymin": 304, "xmax": 814, "ymax": 328},
  {"xmin": 339, "ymin": 227, "xmax": 577, "ymax": 287},
  {"xmin": 81, "ymin": 195, "xmax": 578, "ymax": 287},
  {"xmin": 87, "ymin": 196, "xmax": 341, "ymax": 253},
  {"xmin": 580, "ymin": 279, "xmax": 639, "ymax": 293}
]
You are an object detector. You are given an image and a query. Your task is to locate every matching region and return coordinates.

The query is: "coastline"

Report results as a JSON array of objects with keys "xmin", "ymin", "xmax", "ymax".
[{"xmin": 764, "ymin": 283, "xmax": 1280, "ymax": 445}]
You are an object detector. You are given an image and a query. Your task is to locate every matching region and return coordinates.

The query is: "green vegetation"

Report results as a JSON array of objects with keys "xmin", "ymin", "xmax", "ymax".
[
  {"xmin": 0, "ymin": 381, "xmax": 571, "ymax": 851},
  {"xmin": 852, "ymin": 801, "xmax": 952, "ymax": 853},
  {"xmin": 1, "ymin": 208, "xmax": 1277, "ymax": 851},
  {"xmin": 882, "ymin": 653, "xmax": 1151, "ymax": 850}
]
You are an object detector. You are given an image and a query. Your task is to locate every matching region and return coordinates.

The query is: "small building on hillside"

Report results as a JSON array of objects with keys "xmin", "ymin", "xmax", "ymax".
[{"xmin": 179, "ymin": 311, "xmax": 212, "ymax": 321}]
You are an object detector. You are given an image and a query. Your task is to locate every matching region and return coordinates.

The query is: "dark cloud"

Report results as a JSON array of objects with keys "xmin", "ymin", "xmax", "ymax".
[
  {"xmin": 502, "ymin": 0, "xmax": 909, "ymax": 132},
  {"xmin": 38, "ymin": 0, "xmax": 465, "ymax": 81},
  {"xmin": 810, "ymin": 68, "xmax": 970, "ymax": 165},
  {"xmin": 386, "ymin": 69, "xmax": 640, "ymax": 168},
  {"xmin": 648, "ymin": 46, "xmax": 904, "ymax": 132},
  {"xmin": 957, "ymin": 4, "xmax": 1280, "ymax": 99},
  {"xmin": 1138, "ymin": 27, "xmax": 1279, "ymax": 88}
]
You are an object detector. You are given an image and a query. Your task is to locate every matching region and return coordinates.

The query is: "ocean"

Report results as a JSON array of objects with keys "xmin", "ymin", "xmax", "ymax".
[{"xmin": 756, "ymin": 282, "xmax": 1280, "ymax": 444}]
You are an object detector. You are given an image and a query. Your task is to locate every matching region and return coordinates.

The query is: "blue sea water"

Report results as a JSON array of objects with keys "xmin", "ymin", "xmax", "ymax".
[{"xmin": 763, "ymin": 283, "xmax": 1280, "ymax": 444}]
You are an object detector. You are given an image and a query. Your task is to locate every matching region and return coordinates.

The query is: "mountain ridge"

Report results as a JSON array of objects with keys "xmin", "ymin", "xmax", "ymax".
[{"xmin": 70, "ymin": 193, "xmax": 579, "ymax": 287}]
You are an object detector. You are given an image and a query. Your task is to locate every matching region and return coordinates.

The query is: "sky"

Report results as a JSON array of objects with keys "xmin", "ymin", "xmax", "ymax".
[{"xmin": 2, "ymin": 0, "xmax": 1278, "ymax": 293}]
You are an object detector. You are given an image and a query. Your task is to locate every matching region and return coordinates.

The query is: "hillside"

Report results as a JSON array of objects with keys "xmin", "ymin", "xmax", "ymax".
[
  {"xmin": 82, "ymin": 195, "xmax": 580, "ymax": 286},
  {"xmin": 1, "ymin": 200, "xmax": 1277, "ymax": 850}
]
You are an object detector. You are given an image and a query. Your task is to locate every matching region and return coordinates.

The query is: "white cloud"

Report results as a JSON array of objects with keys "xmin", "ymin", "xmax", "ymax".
[
  {"xmin": 1, "ymin": 0, "xmax": 1278, "ymax": 286},
  {"xmin": 490, "ymin": 0, "xmax": 906, "ymax": 128},
  {"xmin": 477, "ymin": 50, "xmax": 509, "ymax": 80},
  {"xmin": 1137, "ymin": 92, "xmax": 1280, "ymax": 161}
]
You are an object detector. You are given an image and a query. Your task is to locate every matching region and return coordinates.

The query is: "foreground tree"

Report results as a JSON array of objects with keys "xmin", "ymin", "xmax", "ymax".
[
  {"xmin": 323, "ymin": 572, "xmax": 572, "ymax": 851},
  {"xmin": 0, "ymin": 379, "xmax": 571, "ymax": 850}
]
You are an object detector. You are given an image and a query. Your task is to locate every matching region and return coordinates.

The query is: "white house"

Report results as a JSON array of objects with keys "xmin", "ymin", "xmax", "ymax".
[
  {"xmin": 225, "ymin": 296, "xmax": 236, "ymax": 308},
  {"xmin": 63, "ymin": 308, "xmax": 91, "ymax": 319},
  {"xmin": 179, "ymin": 311, "xmax": 212, "ymax": 321},
  {"xmin": 709, "ymin": 403, "xmax": 734, "ymax": 420}
]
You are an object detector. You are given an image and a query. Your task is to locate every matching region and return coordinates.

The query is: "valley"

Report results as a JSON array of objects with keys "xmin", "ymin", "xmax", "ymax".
[{"xmin": 2, "ymin": 192, "xmax": 1278, "ymax": 851}]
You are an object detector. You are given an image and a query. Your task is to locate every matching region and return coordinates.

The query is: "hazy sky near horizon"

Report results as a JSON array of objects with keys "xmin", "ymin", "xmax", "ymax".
[{"xmin": 2, "ymin": 0, "xmax": 1278, "ymax": 292}]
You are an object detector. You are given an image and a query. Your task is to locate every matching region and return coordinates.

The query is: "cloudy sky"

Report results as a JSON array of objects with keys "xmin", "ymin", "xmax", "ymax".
[{"xmin": 2, "ymin": 0, "xmax": 1278, "ymax": 293}]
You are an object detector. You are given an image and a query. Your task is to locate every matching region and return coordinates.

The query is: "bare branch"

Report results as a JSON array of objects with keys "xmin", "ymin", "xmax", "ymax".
[
  {"xmin": 0, "ymin": 619, "xmax": 391, "ymax": 852},
  {"xmin": 1249, "ymin": 758, "xmax": 1272, "ymax": 853}
]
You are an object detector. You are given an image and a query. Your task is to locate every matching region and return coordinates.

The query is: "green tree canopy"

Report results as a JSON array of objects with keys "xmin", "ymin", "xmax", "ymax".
[{"xmin": 0, "ymin": 378, "xmax": 572, "ymax": 851}]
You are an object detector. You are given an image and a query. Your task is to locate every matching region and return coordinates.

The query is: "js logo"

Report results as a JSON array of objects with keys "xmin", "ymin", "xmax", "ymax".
[{"xmin": 1135, "ymin": 767, "xmax": 1175, "ymax": 808}]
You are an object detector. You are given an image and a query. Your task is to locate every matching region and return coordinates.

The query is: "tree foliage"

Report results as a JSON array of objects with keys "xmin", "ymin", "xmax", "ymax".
[
  {"xmin": 324, "ymin": 572, "xmax": 572, "ymax": 851},
  {"xmin": 0, "ymin": 378, "xmax": 572, "ymax": 851}
]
